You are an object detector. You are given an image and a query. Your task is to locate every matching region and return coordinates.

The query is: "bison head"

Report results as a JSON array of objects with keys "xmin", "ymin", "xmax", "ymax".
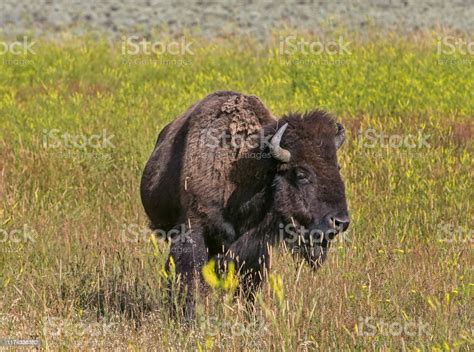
[{"xmin": 267, "ymin": 111, "xmax": 349, "ymax": 268}]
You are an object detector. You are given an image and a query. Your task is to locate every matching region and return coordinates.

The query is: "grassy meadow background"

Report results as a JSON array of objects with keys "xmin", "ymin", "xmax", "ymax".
[{"xmin": 0, "ymin": 31, "xmax": 473, "ymax": 350}]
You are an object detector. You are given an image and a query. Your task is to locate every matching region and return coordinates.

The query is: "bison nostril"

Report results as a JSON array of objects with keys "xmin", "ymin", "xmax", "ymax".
[
  {"xmin": 324, "ymin": 214, "xmax": 350, "ymax": 232},
  {"xmin": 334, "ymin": 217, "xmax": 350, "ymax": 232}
]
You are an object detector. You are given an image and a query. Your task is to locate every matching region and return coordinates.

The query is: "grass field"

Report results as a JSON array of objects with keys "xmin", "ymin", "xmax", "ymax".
[{"xmin": 0, "ymin": 32, "xmax": 473, "ymax": 350}]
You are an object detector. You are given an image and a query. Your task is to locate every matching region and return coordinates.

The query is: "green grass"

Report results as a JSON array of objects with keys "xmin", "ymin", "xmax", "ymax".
[{"xmin": 0, "ymin": 32, "xmax": 472, "ymax": 350}]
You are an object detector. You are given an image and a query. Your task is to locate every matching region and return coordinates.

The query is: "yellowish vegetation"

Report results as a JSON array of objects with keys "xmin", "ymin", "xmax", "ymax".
[{"xmin": 0, "ymin": 32, "xmax": 472, "ymax": 350}]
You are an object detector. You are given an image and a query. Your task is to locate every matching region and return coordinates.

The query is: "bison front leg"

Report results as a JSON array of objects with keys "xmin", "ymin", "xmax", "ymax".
[
  {"xmin": 219, "ymin": 232, "xmax": 271, "ymax": 301},
  {"xmin": 166, "ymin": 224, "xmax": 208, "ymax": 320}
]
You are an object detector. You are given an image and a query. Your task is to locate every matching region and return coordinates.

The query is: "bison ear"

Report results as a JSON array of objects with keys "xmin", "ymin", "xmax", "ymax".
[{"xmin": 335, "ymin": 123, "xmax": 345, "ymax": 150}]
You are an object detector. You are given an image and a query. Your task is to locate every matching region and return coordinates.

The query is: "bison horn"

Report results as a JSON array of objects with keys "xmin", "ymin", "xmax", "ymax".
[
  {"xmin": 270, "ymin": 123, "xmax": 291, "ymax": 163},
  {"xmin": 335, "ymin": 123, "xmax": 345, "ymax": 150}
]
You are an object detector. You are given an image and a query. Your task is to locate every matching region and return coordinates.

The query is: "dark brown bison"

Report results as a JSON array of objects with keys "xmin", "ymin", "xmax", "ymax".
[{"xmin": 140, "ymin": 91, "xmax": 349, "ymax": 314}]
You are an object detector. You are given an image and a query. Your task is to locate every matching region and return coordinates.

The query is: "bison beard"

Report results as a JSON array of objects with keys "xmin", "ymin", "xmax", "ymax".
[{"xmin": 140, "ymin": 91, "xmax": 349, "ymax": 317}]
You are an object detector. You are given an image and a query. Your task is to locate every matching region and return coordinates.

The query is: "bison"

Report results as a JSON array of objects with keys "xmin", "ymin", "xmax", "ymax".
[{"xmin": 140, "ymin": 91, "xmax": 349, "ymax": 315}]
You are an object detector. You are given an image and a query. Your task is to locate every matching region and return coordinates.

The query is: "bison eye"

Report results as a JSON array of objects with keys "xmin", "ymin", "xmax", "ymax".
[{"xmin": 295, "ymin": 170, "xmax": 310, "ymax": 185}]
